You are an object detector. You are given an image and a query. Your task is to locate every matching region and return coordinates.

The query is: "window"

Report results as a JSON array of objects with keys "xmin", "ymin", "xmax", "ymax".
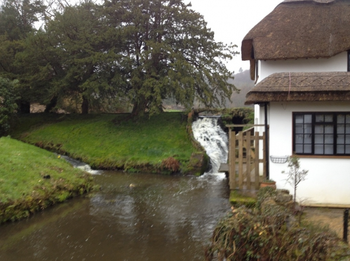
[{"xmin": 293, "ymin": 112, "xmax": 350, "ymax": 155}]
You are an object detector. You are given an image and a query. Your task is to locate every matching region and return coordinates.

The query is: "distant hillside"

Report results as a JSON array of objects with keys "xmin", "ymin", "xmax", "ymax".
[
  {"xmin": 225, "ymin": 70, "xmax": 254, "ymax": 108},
  {"xmin": 164, "ymin": 69, "xmax": 254, "ymax": 110}
]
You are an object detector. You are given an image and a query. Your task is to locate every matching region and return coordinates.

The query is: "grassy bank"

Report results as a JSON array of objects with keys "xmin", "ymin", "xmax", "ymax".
[
  {"xmin": 0, "ymin": 136, "xmax": 94, "ymax": 224},
  {"xmin": 11, "ymin": 112, "xmax": 205, "ymax": 174}
]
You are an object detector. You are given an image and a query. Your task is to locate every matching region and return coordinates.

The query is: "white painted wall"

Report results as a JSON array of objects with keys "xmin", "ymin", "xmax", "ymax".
[
  {"xmin": 268, "ymin": 101, "xmax": 350, "ymax": 206},
  {"xmin": 257, "ymin": 52, "xmax": 347, "ymax": 83}
]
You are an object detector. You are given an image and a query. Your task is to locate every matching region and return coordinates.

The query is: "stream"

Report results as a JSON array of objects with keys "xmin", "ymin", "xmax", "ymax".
[{"xmin": 0, "ymin": 117, "xmax": 230, "ymax": 261}]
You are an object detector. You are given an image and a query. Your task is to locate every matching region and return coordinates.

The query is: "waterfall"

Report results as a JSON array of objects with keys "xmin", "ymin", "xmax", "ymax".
[{"xmin": 192, "ymin": 117, "xmax": 228, "ymax": 174}]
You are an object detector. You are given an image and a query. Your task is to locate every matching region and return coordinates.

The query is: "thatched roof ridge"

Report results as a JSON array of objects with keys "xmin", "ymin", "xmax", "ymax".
[
  {"xmin": 245, "ymin": 72, "xmax": 350, "ymax": 104},
  {"xmin": 242, "ymin": 0, "xmax": 350, "ymax": 62}
]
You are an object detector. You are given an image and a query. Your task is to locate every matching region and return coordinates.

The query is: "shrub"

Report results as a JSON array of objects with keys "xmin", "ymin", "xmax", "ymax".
[
  {"xmin": 0, "ymin": 77, "xmax": 18, "ymax": 136},
  {"xmin": 205, "ymin": 188, "xmax": 350, "ymax": 261}
]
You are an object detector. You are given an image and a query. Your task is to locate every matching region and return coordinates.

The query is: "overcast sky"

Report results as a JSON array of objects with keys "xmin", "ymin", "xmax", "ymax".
[{"xmin": 185, "ymin": 0, "xmax": 283, "ymax": 74}]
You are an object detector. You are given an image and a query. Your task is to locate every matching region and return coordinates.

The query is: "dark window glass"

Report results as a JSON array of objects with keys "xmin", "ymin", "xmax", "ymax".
[{"xmin": 293, "ymin": 112, "xmax": 350, "ymax": 155}]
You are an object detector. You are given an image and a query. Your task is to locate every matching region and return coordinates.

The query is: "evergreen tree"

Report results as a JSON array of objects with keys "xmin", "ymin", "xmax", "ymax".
[
  {"xmin": 0, "ymin": 77, "xmax": 18, "ymax": 135},
  {"xmin": 104, "ymin": 0, "xmax": 238, "ymax": 116},
  {"xmin": 1, "ymin": 0, "xmax": 238, "ymax": 115},
  {"xmin": 0, "ymin": 0, "xmax": 46, "ymax": 112},
  {"xmin": 17, "ymin": 1, "xmax": 123, "ymax": 113}
]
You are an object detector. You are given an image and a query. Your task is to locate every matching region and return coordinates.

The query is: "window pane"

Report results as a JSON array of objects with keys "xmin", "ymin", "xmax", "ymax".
[
  {"xmin": 325, "ymin": 125, "xmax": 333, "ymax": 134},
  {"xmin": 346, "ymin": 115, "xmax": 350, "ymax": 123},
  {"xmin": 315, "ymin": 125, "xmax": 323, "ymax": 134},
  {"xmin": 337, "ymin": 145, "xmax": 345, "ymax": 154},
  {"xmin": 338, "ymin": 124, "xmax": 345, "ymax": 133},
  {"xmin": 325, "ymin": 114, "xmax": 333, "ymax": 122},
  {"xmin": 315, "ymin": 135, "xmax": 324, "ymax": 144},
  {"xmin": 346, "ymin": 125, "xmax": 350, "ymax": 134},
  {"xmin": 325, "ymin": 145, "xmax": 333, "ymax": 154},
  {"xmin": 304, "ymin": 134, "xmax": 311, "ymax": 144},
  {"xmin": 295, "ymin": 134, "xmax": 303, "ymax": 143},
  {"xmin": 295, "ymin": 145, "xmax": 303, "ymax": 153},
  {"xmin": 315, "ymin": 145, "xmax": 323, "ymax": 154},
  {"xmin": 304, "ymin": 145, "xmax": 312, "ymax": 153},
  {"xmin": 325, "ymin": 135, "xmax": 333, "ymax": 143},
  {"xmin": 295, "ymin": 115, "xmax": 303, "ymax": 124},
  {"xmin": 346, "ymin": 145, "xmax": 350, "ymax": 153},
  {"xmin": 295, "ymin": 124, "xmax": 303, "ymax": 133},
  {"xmin": 316, "ymin": 115, "xmax": 324, "ymax": 122},
  {"xmin": 337, "ymin": 135, "xmax": 345, "ymax": 144},
  {"xmin": 338, "ymin": 114, "xmax": 345, "ymax": 124},
  {"xmin": 304, "ymin": 114, "xmax": 312, "ymax": 123},
  {"xmin": 304, "ymin": 124, "xmax": 312, "ymax": 134},
  {"xmin": 346, "ymin": 135, "xmax": 350, "ymax": 144}
]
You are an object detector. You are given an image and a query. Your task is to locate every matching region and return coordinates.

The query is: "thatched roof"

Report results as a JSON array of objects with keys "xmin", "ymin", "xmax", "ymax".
[
  {"xmin": 242, "ymin": 0, "xmax": 350, "ymax": 63},
  {"xmin": 245, "ymin": 72, "xmax": 350, "ymax": 104}
]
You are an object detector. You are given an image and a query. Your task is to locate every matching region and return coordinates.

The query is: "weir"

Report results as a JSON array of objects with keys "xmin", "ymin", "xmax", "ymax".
[
  {"xmin": 192, "ymin": 117, "xmax": 228, "ymax": 174},
  {"xmin": 61, "ymin": 155, "xmax": 102, "ymax": 175}
]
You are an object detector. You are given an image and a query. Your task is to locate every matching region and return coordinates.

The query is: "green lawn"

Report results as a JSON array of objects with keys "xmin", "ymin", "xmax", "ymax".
[
  {"xmin": 12, "ymin": 112, "xmax": 202, "ymax": 173},
  {"xmin": 0, "ymin": 136, "xmax": 94, "ymax": 223}
]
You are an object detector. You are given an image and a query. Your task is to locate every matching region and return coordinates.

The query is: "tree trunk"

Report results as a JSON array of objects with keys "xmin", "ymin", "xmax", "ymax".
[
  {"xmin": 131, "ymin": 97, "xmax": 147, "ymax": 117},
  {"xmin": 82, "ymin": 96, "xmax": 89, "ymax": 114},
  {"xmin": 44, "ymin": 96, "xmax": 58, "ymax": 113}
]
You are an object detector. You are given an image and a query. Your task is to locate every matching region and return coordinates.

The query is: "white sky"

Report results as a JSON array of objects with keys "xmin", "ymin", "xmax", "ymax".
[{"xmin": 185, "ymin": 0, "xmax": 283, "ymax": 73}]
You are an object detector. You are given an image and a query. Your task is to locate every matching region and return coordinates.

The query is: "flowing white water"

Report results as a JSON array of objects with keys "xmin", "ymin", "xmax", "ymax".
[
  {"xmin": 192, "ymin": 117, "xmax": 228, "ymax": 175},
  {"xmin": 61, "ymin": 155, "xmax": 102, "ymax": 175}
]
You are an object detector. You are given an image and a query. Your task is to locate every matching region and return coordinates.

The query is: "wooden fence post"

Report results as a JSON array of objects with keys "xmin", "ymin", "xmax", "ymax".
[
  {"xmin": 254, "ymin": 132, "xmax": 260, "ymax": 189},
  {"xmin": 229, "ymin": 130, "xmax": 236, "ymax": 190},
  {"xmin": 238, "ymin": 132, "xmax": 244, "ymax": 189},
  {"xmin": 246, "ymin": 131, "xmax": 251, "ymax": 190},
  {"xmin": 262, "ymin": 132, "xmax": 266, "ymax": 178}
]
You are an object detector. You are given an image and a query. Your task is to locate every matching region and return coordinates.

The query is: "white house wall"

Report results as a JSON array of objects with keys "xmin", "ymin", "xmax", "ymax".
[
  {"xmin": 257, "ymin": 52, "xmax": 347, "ymax": 83},
  {"xmin": 269, "ymin": 101, "xmax": 350, "ymax": 206}
]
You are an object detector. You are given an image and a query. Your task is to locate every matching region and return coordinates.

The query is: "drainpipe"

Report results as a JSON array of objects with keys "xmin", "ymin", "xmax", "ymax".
[{"xmin": 264, "ymin": 103, "xmax": 270, "ymax": 180}]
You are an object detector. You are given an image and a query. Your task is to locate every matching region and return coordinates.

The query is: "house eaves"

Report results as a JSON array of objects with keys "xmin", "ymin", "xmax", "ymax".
[{"xmin": 245, "ymin": 72, "xmax": 350, "ymax": 105}]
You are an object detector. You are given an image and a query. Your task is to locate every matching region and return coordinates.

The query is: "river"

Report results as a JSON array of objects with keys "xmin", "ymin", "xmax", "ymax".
[{"xmin": 0, "ymin": 117, "xmax": 230, "ymax": 261}]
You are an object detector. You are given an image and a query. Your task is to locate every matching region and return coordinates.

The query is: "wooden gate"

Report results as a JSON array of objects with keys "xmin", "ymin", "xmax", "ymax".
[{"xmin": 227, "ymin": 126, "xmax": 266, "ymax": 190}]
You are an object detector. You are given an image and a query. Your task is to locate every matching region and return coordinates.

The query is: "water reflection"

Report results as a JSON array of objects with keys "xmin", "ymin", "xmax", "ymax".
[{"xmin": 0, "ymin": 171, "xmax": 229, "ymax": 261}]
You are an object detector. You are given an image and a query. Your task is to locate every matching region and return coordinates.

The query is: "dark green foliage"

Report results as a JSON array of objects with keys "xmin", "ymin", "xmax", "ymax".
[
  {"xmin": 15, "ymin": 1, "xmax": 120, "ymax": 113},
  {"xmin": 103, "ymin": 0, "xmax": 238, "ymax": 116},
  {"xmin": 1, "ymin": 0, "xmax": 238, "ymax": 115},
  {"xmin": 0, "ymin": 0, "xmax": 45, "ymax": 41},
  {"xmin": 0, "ymin": 0, "xmax": 45, "ymax": 76},
  {"xmin": 206, "ymin": 188, "xmax": 350, "ymax": 261},
  {"xmin": 0, "ymin": 77, "xmax": 18, "ymax": 136},
  {"xmin": 0, "ymin": 0, "xmax": 46, "ymax": 111}
]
